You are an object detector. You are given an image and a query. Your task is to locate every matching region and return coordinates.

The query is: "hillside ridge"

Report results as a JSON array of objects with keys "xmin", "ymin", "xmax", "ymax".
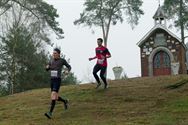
[{"xmin": 1, "ymin": 75, "xmax": 188, "ymax": 125}]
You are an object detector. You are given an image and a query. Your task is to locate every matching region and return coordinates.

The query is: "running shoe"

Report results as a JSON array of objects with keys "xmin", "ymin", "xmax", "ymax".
[{"xmin": 44, "ymin": 112, "xmax": 52, "ymax": 119}]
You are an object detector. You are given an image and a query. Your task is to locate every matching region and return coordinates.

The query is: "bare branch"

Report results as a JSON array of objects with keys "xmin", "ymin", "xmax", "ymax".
[
  {"xmin": 0, "ymin": 0, "xmax": 12, "ymax": 16},
  {"xmin": 0, "ymin": 6, "xmax": 11, "ymax": 16},
  {"xmin": 11, "ymin": 0, "xmax": 40, "ymax": 20}
]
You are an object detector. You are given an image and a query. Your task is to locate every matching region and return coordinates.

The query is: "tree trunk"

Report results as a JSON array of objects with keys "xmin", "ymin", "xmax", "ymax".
[
  {"xmin": 179, "ymin": 0, "xmax": 186, "ymax": 74},
  {"xmin": 11, "ymin": 42, "xmax": 16, "ymax": 94},
  {"xmin": 180, "ymin": 0, "xmax": 184, "ymax": 43}
]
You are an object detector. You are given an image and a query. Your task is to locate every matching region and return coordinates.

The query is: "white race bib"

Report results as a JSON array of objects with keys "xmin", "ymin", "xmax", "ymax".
[
  {"xmin": 98, "ymin": 59, "xmax": 104, "ymax": 64},
  {"xmin": 51, "ymin": 70, "xmax": 58, "ymax": 77}
]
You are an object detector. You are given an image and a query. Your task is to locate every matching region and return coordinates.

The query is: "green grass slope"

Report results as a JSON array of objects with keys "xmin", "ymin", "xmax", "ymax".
[{"xmin": 1, "ymin": 75, "xmax": 188, "ymax": 125}]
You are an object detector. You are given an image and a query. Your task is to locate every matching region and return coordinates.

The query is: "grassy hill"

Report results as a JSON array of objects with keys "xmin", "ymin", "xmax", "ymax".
[{"xmin": 1, "ymin": 75, "xmax": 188, "ymax": 125}]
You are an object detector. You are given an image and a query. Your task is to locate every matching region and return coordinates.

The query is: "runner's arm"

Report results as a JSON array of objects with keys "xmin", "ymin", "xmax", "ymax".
[
  {"xmin": 45, "ymin": 62, "xmax": 51, "ymax": 71},
  {"xmin": 63, "ymin": 59, "xmax": 71, "ymax": 72},
  {"xmin": 89, "ymin": 56, "xmax": 97, "ymax": 61},
  {"xmin": 104, "ymin": 48, "xmax": 111, "ymax": 59},
  {"xmin": 106, "ymin": 54, "xmax": 111, "ymax": 58}
]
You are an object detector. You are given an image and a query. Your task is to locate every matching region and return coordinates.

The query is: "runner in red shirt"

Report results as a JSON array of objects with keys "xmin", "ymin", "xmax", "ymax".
[{"xmin": 89, "ymin": 38, "xmax": 111, "ymax": 89}]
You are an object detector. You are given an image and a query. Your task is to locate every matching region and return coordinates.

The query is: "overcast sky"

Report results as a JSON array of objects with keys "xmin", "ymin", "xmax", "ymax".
[{"xmin": 44, "ymin": 0, "xmax": 182, "ymax": 83}]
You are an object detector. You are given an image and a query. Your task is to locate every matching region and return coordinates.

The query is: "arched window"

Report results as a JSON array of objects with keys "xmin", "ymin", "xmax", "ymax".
[{"xmin": 153, "ymin": 51, "xmax": 171, "ymax": 76}]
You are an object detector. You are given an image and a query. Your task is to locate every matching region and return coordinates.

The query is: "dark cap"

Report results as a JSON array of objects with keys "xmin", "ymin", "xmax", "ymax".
[{"xmin": 53, "ymin": 48, "xmax": 61, "ymax": 54}]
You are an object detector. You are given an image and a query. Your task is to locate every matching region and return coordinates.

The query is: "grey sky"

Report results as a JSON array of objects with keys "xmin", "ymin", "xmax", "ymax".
[{"xmin": 44, "ymin": 0, "xmax": 181, "ymax": 83}]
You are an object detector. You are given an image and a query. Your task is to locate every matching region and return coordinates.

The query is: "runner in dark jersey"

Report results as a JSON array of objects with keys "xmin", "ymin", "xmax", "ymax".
[
  {"xmin": 89, "ymin": 38, "xmax": 111, "ymax": 89},
  {"xmin": 44, "ymin": 48, "xmax": 71, "ymax": 119}
]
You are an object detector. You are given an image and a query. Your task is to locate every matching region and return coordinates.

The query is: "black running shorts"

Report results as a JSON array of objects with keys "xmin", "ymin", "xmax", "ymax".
[{"xmin": 51, "ymin": 78, "xmax": 61, "ymax": 92}]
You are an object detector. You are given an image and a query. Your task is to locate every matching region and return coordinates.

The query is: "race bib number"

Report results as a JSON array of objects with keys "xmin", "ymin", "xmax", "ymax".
[
  {"xmin": 98, "ymin": 59, "xmax": 104, "ymax": 64},
  {"xmin": 51, "ymin": 70, "xmax": 58, "ymax": 77}
]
